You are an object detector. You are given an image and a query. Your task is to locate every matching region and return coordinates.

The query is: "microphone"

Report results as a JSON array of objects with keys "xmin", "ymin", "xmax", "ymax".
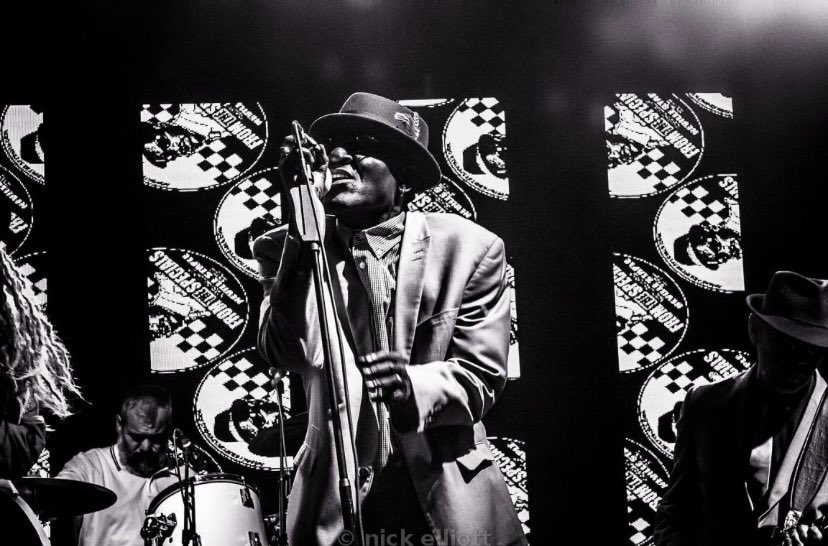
[
  {"xmin": 268, "ymin": 368, "xmax": 285, "ymax": 394},
  {"xmin": 278, "ymin": 121, "xmax": 319, "ymax": 164},
  {"xmin": 172, "ymin": 428, "xmax": 192, "ymax": 449},
  {"xmin": 277, "ymin": 121, "xmax": 329, "ymax": 244},
  {"xmin": 168, "ymin": 429, "xmax": 209, "ymax": 473}
]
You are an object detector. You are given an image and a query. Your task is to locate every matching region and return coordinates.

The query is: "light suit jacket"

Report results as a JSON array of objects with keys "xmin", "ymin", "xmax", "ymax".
[
  {"xmin": 653, "ymin": 368, "xmax": 828, "ymax": 546},
  {"xmin": 255, "ymin": 211, "xmax": 526, "ymax": 546}
]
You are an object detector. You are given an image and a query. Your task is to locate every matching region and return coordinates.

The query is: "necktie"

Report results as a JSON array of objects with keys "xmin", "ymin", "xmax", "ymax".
[{"xmin": 351, "ymin": 233, "xmax": 394, "ymax": 469}]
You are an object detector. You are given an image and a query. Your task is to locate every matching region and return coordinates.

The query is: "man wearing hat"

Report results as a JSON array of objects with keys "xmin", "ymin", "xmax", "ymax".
[
  {"xmin": 654, "ymin": 271, "xmax": 828, "ymax": 546},
  {"xmin": 255, "ymin": 93, "xmax": 525, "ymax": 546}
]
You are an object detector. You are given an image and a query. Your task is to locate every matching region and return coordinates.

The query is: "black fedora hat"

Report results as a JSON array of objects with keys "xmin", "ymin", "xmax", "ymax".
[
  {"xmin": 309, "ymin": 93, "xmax": 441, "ymax": 192},
  {"xmin": 746, "ymin": 271, "xmax": 828, "ymax": 347}
]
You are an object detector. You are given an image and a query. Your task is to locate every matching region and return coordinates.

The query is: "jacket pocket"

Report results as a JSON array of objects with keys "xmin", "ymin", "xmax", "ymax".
[{"xmin": 455, "ymin": 441, "xmax": 494, "ymax": 482}]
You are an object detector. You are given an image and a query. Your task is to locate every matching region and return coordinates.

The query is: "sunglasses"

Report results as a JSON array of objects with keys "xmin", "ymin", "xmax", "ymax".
[{"xmin": 321, "ymin": 134, "xmax": 386, "ymax": 159}]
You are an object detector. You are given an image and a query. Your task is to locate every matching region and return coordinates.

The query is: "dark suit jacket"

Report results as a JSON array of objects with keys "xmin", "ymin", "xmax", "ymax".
[
  {"xmin": 255, "ymin": 211, "xmax": 526, "ymax": 546},
  {"xmin": 653, "ymin": 368, "xmax": 828, "ymax": 546}
]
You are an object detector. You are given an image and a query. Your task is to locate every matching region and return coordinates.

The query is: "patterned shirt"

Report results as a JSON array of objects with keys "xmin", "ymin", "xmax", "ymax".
[
  {"xmin": 337, "ymin": 212, "xmax": 406, "ymax": 353},
  {"xmin": 337, "ymin": 211, "xmax": 406, "ymax": 467}
]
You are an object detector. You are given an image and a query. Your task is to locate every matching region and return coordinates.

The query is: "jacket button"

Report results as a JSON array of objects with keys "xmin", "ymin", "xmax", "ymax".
[{"xmin": 358, "ymin": 466, "xmax": 373, "ymax": 485}]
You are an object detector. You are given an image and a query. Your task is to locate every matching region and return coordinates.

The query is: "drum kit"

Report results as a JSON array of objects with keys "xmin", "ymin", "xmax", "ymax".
[{"xmin": 5, "ymin": 473, "xmax": 287, "ymax": 546}]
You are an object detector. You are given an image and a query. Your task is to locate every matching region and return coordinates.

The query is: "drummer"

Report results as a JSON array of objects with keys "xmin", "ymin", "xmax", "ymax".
[{"xmin": 56, "ymin": 384, "xmax": 182, "ymax": 546}]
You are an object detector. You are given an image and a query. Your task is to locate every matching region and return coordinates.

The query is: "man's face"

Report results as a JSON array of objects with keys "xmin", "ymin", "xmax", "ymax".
[
  {"xmin": 321, "ymin": 134, "xmax": 399, "ymax": 227},
  {"xmin": 751, "ymin": 315, "xmax": 826, "ymax": 395},
  {"xmin": 116, "ymin": 403, "xmax": 172, "ymax": 477}
]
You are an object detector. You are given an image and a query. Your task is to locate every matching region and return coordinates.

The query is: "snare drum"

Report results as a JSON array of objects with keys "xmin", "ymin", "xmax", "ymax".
[{"xmin": 147, "ymin": 473, "xmax": 267, "ymax": 546}]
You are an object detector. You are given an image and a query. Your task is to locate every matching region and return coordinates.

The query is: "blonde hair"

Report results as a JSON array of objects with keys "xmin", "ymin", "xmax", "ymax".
[{"xmin": 0, "ymin": 243, "xmax": 82, "ymax": 418}]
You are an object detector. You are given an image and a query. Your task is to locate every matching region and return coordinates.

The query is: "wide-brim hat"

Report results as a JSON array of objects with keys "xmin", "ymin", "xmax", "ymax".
[
  {"xmin": 310, "ymin": 92, "xmax": 441, "ymax": 192},
  {"xmin": 746, "ymin": 271, "xmax": 828, "ymax": 347}
]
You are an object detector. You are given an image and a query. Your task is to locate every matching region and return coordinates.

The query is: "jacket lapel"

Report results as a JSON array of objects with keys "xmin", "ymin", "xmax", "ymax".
[
  {"xmin": 758, "ymin": 373, "xmax": 827, "ymax": 525},
  {"xmin": 393, "ymin": 212, "xmax": 430, "ymax": 362}
]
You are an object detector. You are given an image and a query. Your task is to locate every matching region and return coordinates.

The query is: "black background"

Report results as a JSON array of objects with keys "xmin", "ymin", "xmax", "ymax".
[{"xmin": 3, "ymin": 2, "xmax": 828, "ymax": 544}]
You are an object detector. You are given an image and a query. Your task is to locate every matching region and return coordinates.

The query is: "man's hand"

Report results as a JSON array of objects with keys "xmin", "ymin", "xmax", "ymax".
[
  {"xmin": 783, "ymin": 524, "xmax": 826, "ymax": 545},
  {"xmin": 277, "ymin": 134, "xmax": 331, "ymax": 197},
  {"xmin": 357, "ymin": 350, "xmax": 418, "ymax": 432},
  {"xmin": 357, "ymin": 350, "xmax": 412, "ymax": 403},
  {"xmin": 277, "ymin": 134, "xmax": 331, "ymax": 243}
]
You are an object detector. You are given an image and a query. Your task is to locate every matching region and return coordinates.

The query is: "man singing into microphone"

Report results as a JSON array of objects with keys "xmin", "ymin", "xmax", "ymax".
[{"xmin": 255, "ymin": 93, "xmax": 526, "ymax": 546}]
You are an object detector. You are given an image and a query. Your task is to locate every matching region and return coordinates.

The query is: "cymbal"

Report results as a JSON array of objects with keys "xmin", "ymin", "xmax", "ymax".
[{"xmin": 12, "ymin": 477, "xmax": 117, "ymax": 519}]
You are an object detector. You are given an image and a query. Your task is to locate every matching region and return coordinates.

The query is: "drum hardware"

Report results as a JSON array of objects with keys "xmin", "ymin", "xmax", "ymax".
[
  {"xmin": 264, "ymin": 514, "xmax": 286, "ymax": 546},
  {"xmin": 268, "ymin": 369, "xmax": 291, "ymax": 546},
  {"xmin": 240, "ymin": 485, "xmax": 253, "ymax": 508},
  {"xmin": 147, "ymin": 473, "xmax": 268, "ymax": 546},
  {"xmin": 141, "ymin": 513, "xmax": 177, "ymax": 545}
]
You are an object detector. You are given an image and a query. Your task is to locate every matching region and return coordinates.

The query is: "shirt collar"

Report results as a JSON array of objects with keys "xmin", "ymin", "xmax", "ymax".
[{"xmin": 337, "ymin": 212, "xmax": 406, "ymax": 259}]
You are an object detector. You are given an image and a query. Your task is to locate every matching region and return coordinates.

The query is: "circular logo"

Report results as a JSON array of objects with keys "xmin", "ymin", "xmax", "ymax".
[
  {"xmin": 655, "ymin": 174, "xmax": 744, "ymax": 293},
  {"xmin": 1, "ymin": 105, "xmax": 46, "ymax": 184},
  {"xmin": 625, "ymin": 438, "xmax": 669, "ymax": 546},
  {"xmin": 194, "ymin": 348, "xmax": 294, "ymax": 470},
  {"xmin": 0, "ymin": 164, "xmax": 33, "ymax": 254},
  {"xmin": 141, "ymin": 103, "xmax": 268, "ymax": 191},
  {"xmin": 686, "ymin": 93, "xmax": 733, "ymax": 119},
  {"xmin": 214, "ymin": 168, "xmax": 285, "ymax": 278},
  {"xmin": 488, "ymin": 437, "xmax": 530, "ymax": 536},
  {"xmin": 14, "ymin": 251, "xmax": 48, "ymax": 308},
  {"xmin": 443, "ymin": 98, "xmax": 509, "ymax": 200},
  {"xmin": 638, "ymin": 348, "xmax": 752, "ymax": 457},
  {"xmin": 606, "ymin": 94, "xmax": 704, "ymax": 198},
  {"xmin": 407, "ymin": 176, "xmax": 477, "ymax": 221},
  {"xmin": 614, "ymin": 254, "xmax": 689, "ymax": 373},
  {"xmin": 147, "ymin": 248, "xmax": 248, "ymax": 373}
]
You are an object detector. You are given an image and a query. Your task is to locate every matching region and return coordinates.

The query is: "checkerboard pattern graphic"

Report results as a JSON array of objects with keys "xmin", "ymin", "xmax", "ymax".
[
  {"xmin": 193, "ymin": 139, "xmax": 244, "ymax": 185},
  {"xmin": 17, "ymin": 256, "xmax": 47, "ymax": 306},
  {"xmin": 231, "ymin": 174, "xmax": 280, "ymax": 215},
  {"xmin": 651, "ymin": 357, "xmax": 700, "ymax": 395},
  {"xmin": 141, "ymin": 104, "xmax": 180, "ymax": 124},
  {"xmin": 628, "ymin": 505, "xmax": 652, "ymax": 546},
  {"xmin": 209, "ymin": 353, "xmax": 272, "ymax": 400},
  {"xmin": 458, "ymin": 98, "xmax": 506, "ymax": 136},
  {"xmin": 618, "ymin": 321, "xmax": 667, "ymax": 367},
  {"xmin": 141, "ymin": 104, "xmax": 245, "ymax": 185},
  {"xmin": 633, "ymin": 148, "xmax": 682, "ymax": 192},
  {"xmin": 605, "ymin": 104, "xmax": 682, "ymax": 192},
  {"xmin": 670, "ymin": 184, "xmax": 729, "ymax": 225},
  {"xmin": 173, "ymin": 319, "xmax": 225, "ymax": 366}
]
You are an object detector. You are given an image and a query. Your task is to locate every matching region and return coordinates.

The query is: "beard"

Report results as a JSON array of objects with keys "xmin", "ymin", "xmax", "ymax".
[{"xmin": 126, "ymin": 449, "xmax": 167, "ymax": 477}]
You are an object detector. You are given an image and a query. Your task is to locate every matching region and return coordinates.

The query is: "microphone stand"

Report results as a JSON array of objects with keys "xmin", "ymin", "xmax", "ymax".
[
  {"xmin": 274, "ymin": 375, "xmax": 289, "ymax": 546},
  {"xmin": 287, "ymin": 121, "xmax": 364, "ymax": 546},
  {"xmin": 177, "ymin": 430, "xmax": 201, "ymax": 546}
]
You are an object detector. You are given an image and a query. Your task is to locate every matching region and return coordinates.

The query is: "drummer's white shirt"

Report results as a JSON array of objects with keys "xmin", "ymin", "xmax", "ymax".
[{"xmin": 57, "ymin": 444, "xmax": 181, "ymax": 546}]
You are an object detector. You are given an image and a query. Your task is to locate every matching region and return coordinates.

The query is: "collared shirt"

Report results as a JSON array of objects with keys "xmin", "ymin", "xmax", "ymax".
[
  {"xmin": 56, "ymin": 445, "xmax": 181, "ymax": 546},
  {"xmin": 337, "ymin": 212, "xmax": 406, "ymax": 468},
  {"xmin": 337, "ymin": 212, "xmax": 406, "ymax": 352}
]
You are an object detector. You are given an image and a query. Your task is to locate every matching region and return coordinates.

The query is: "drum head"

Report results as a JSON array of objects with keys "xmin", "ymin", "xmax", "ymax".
[{"xmin": 148, "ymin": 473, "xmax": 255, "ymax": 513}]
